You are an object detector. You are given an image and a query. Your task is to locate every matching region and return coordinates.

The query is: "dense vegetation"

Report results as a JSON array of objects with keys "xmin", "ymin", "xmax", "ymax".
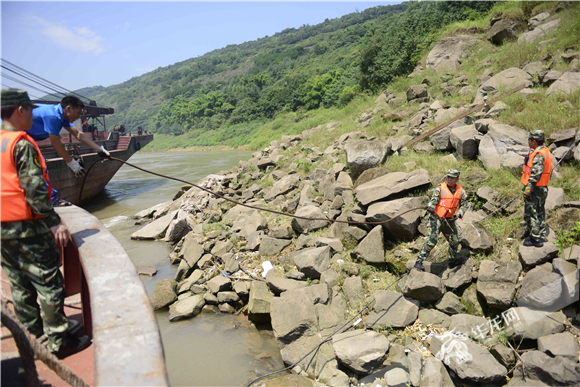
[{"xmin": 76, "ymin": 1, "xmax": 495, "ymax": 147}]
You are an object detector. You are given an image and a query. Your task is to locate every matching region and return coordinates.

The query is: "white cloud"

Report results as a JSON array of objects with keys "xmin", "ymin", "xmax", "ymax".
[{"xmin": 30, "ymin": 16, "xmax": 105, "ymax": 55}]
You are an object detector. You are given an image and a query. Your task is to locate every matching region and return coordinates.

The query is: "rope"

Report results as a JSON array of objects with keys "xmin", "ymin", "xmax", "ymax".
[
  {"xmin": 1, "ymin": 300, "xmax": 90, "ymax": 387},
  {"xmin": 79, "ymin": 156, "xmax": 426, "ymax": 226}
]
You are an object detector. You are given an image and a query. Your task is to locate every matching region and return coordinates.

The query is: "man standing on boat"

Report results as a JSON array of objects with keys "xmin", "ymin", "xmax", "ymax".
[
  {"xmin": 1, "ymin": 89, "xmax": 91, "ymax": 358},
  {"xmin": 26, "ymin": 95, "xmax": 110, "ymax": 204}
]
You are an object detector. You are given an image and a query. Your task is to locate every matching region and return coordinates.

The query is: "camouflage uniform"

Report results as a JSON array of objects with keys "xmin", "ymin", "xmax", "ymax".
[
  {"xmin": 417, "ymin": 178, "xmax": 468, "ymax": 262},
  {"xmin": 1, "ymin": 124, "xmax": 68, "ymax": 352},
  {"xmin": 524, "ymin": 144, "xmax": 549, "ymax": 241}
]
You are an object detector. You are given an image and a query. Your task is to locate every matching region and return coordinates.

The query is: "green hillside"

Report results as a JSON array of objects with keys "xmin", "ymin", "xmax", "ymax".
[{"xmin": 76, "ymin": 1, "xmax": 495, "ymax": 149}]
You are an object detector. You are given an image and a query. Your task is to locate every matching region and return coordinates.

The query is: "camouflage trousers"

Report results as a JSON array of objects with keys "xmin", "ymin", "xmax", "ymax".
[
  {"xmin": 1, "ymin": 232, "xmax": 68, "ymax": 352},
  {"xmin": 417, "ymin": 215, "xmax": 459, "ymax": 261},
  {"xmin": 524, "ymin": 186, "xmax": 548, "ymax": 241}
]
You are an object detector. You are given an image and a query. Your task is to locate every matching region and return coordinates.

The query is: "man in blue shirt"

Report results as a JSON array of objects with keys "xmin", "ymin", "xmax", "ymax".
[{"xmin": 27, "ymin": 95, "xmax": 110, "ymax": 203}]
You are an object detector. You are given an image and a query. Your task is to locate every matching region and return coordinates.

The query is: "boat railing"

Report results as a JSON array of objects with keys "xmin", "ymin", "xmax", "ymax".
[{"xmin": 56, "ymin": 206, "xmax": 169, "ymax": 386}]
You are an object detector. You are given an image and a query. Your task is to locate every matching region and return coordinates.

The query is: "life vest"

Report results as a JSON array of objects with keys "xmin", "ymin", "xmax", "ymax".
[
  {"xmin": 434, "ymin": 182, "xmax": 464, "ymax": 218},
  {"xmin": 1, "ymin": 130, "xmax": 51, "ymax": 222},
  {"xmin": 521, "ymin": 147, "xmax": 552, "ymax": 187}
]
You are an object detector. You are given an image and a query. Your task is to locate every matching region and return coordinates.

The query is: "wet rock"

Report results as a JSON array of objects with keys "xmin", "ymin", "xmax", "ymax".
[
  {"xmin": 477, "ymin": 259, "xmax": 521, "ymax": 309},
  {"xmin": 332, "ymin": 330, "xmax": 390, "ymax": 374},
  {"xmin": 137, "ymin": 265, "xmax": 159, "ymax": 276},
  {"xmin": 352, "ymin": 225, "xmax": 385, "ymax": 265},
  {"xmin": 401, "ymin": 270, "xmax": 445, "ymax": 302},
  {"xmin": 248, "ymin": 281, "xmax": 274, "ymax": 322},
  {"xmin": 168, "ymin": 294, "xmax": 205, "ymax": 321},
  {"xmin": 131, "ymin": 210, "xmax": 177, "ymax": 240},
  {"xmin": 259, "ymin": 236, "xmax": 292, "ymax": 256},
  {"xmin": 294, "ymin": 246, "xmax": 331, "ymax": 279},
  {"xmin": 150, "ymin": 278, "xmax": 177, "ymax": 310},
  {"xmin": 201, "ymin": 305, "xmax": 220, "ymax": 314},
  {"xmin": 367, "ymin": 290, "xmax": 419, "ymax": 329}
]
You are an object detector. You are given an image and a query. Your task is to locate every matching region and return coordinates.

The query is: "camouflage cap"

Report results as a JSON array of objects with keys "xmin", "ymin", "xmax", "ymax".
[
  {"xmin": 529, "ymin": 130, "xmax": 545, "ymax": 141},
  {"xmin": 1, "ymin": 89, "xmax": 37, "ymax": 108},
  {"xmin": 447, "ymin": 168, "xmax": 460, "ymax": 178}
]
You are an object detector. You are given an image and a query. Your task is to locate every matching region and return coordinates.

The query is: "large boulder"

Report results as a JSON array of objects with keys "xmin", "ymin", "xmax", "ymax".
[
  {"xmin": 366, "ymin": 197, "xmax": 426, "ymax": 241},
  {"xmin": 131, "ymin": 210, "xmax": 177, "ymax": 240},
  {"xmin": 345, "ymin": 140, "xmax": 390, "ymax": 180},
  {"xmin": 164, "ymin": 210, "xmax": 193, "ymax": 243},
  {"xmin": 538, "ymin": 332, "xmax": 579, "ymax": 361},
  {"xmin": 518, "ymin": 19, "xmax": 560, "ymax": 44},
  {"xmin": 332, "ymin": 330, "xmax": 390, "ymax": 374},
  {"xmin": 506, "ymin": 350, "xmax": 580, "ymax": 387},
  {"xmin": 506, "ymin": 307, "xmax": 566, "ymax": 340},
  {"xmin": 518, "ymin": 241, "xmax": 559, "ymax": 270},
  {"xmin": 150, "ymin": 278, "xmax": 177, "ymax": 310},
  {"xmin": 293, "ymin": 246, "xmax": 331, "ymax": 279},
  {"xmin": 477, "ymin": 260, "xmax": 521, "ymax": 309},
  {"xmin": 366, "ymin": 290, "xmax": 419, "ymax": 329},
  {"xmin": 401, "ymin": 270, "xmax": 445, "ymax": 302},
  {"xmin": 265, "ymin": 271, "xmax": 305, "ymax": 296},
  {"xmin": 168, "ymin": 294, "xmax": 205, "ymax": 321},
  {"xmin": 487, "ymin": 18, "xmax": 522, "ymax": 44},
  {"xmin": 355, "ymin": 169, "xmax": 431, "ymax": 206},
  {"xmin": 248, "ymin": 281, "xmax": 274, "ymax": 322},
  {"xmin": 426, "ymin": 35, "xmax": 480, "ymax": 72},
  {"xmin": 456, "ymin": 211, "xmax": 495, "ymax": 253},
  {"xmin": 352, "ymin": 225, "xmax": 385, "ymax": 265},
  {"xmin": 474, "ymin": 67, "xmax": 533, "ymax": 104},
  {"xmin": 546, "ymin": 70, "xmax": 580, "ymax": 97},
  {"xmin": 516, "ymin": 267, "xmax": 563, "ymax": 310},
  {"xmin": 450, "ymin": 125, "xmax": 479, "ymax": 159},
  {"xmin": 291, "ymin": 205, "xmax": 330, "ymax": 234},
  {"xmin": 477, "ymin": 123, "xmax": 529, "ymax": 169},
  {"xmin": 552, "ymin": 258, "xmax": 579, "ymax": 308},
  {"xmin": 430, "ymin": 335, "xmax": 507, "ymax": 383}
]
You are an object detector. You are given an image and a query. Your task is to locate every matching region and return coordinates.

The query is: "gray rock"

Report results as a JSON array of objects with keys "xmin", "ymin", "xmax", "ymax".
[
  {"xmin": 518, "ymin": 241, "xmax": 559, "ymax": 270},
  {"xmin": 291, "ymin": 205, "xmax": 330, "ymax": 234},
  {"xmin": 203, "ymin": 292, "xmax": 219, "ymax": 305},
  {"xmin": 211, "ymin": 240, "xmax": 233, "ymax": 257},
  {"xmin": 264, "ymin": 174, "xmax": 301, "ymax": 201},
  {"xmin": 178, "ymin": 269, "xmax": 205, "ymax": 294},
  {"xmin": 516, "ymin": 267, "xmax": 563, "ymax": 310},
  {"xmin": 314, "ymin": 237, "xmax": 343, "ymax": 253},
  {"xmin": 443, "ymin": 258, "xmax": 474, "ymax": 290},
  {"xmin": 342, "ymin": 276, "xmax": 365, "ymax": 308},
  {"xmin": 248, "ymin": 281, "xmax": 274, "ymax": 322},
  {"xmin": 385, "ymin": 368, "xmax": 410, "ymax": 387},
  {"xmin": 246, "ymin": 230, "xmax": 263, "ymax": 251},
  {"xmin": 265, "ymin": 271, "xmax": 305, "ymax": 296},
  {"xmin": 461, "ymin": 283, "xmax": 484, "ymax": 316},
  {"xmin": 294, "ymin": 246, "xmax": 331, "ymax": 279},
  {"xmin": 219, "ymin": 303, "xmax": 235, "ymax": 313},
  {"xmin": 223, "ymin": 253, "xmax": 239, "ymax": 273},
  {"xmin": 474, "ymin": 68, "xmax": 532, "ymax": 104},
  {"xmin": 487, "ymin": 18, "xmax": 522, "ymax": 44},
  {"xmin": 435, "ymin": 292, "xmax": 467, "ymax": 315},
  {"xmin": 457, "ymin": 211, "xmax": 495, "ymax": 253},
  {"xmin": 477, "ymin": 259, "xmax": 521, "ymax": 309},
  {"xmin": 507, "ymin": 350, "xmax": 580, "ymax": 386},
  {"xmin": 352, "ymin": 225, "xmax": 385, "ymax": 265},
  {"xmin": 448, "ymin": 314, "xmax": 489, "ymax": 338},
  {"xmin": 538, "ymin": 331, "xmax": 579, "ymax": 360},
  {"xmin": 367, "ymin": 290, "xmax": 419, "ymax": 329},
  {"xmin": 430, "ymin": 126, "xmax": 454, "ymax": 151},
  {"xmin": 490, "ymin": 343, "xmax": 516, "ymax": 369},
  {"xmin": 418, "ymin": 309, "xmax": 451, "ymax": 328},
  {"xmin": 332, "ymin": 330, "xmax": 390, "ymax": 374},
  {"xmin": 320, "ymin": 269, "xmax": 339, "ymax": 288},
  {"xmin": 545, "ymin": 187, "xmax": 565, "ymax": 212},
  {"xmin": 562, "ymin": 245, "xmax": 579, "ymax": 263},
  {"xmin": 426, "ymin": 35, "xmax": 480, "ymax": 72},
  {"xmin": 507, "ymin": 307, "xmax": 565, "ymax": 340},
  {"xmin": 345, "ymin": 140, "xmax": 389, "ymax": 180},
  {"xmin": 164, "ymin": 210, "xmax": 193, "ymax": 243},
  {"xmin": 408, "ymin": 351, "xmax": 422, "ymax": 387},
  {"xmin": 207, "ymin": 275, "xmax": 232, "ymax": 294},
  {"xmin": 407, "ymin": 84, "xmax": 428, "ymax": 102},
  {"xmin": 552, "ymin": 258, "xmax": 579, "ymax": 308},
  {"xmin": 137, "ymin": 265, "xmax": 159, "ymax": 276},
  {"xmin": 450, "ymin": 125, "xmax": 479, "ymax": 159},
  {"xmin": 150, "ymin": 278, "xmax": 177, "ymax": 310},
  {"xmin": 366, "ymin": 197, "xmax": 426, "ymax": 241},
  {"xmin": 420, "ymin": 357, "xmax": 454, "ymax": 387},
  {"xmin": 131, "ymin": 210, "xmax": 177, "ymax": 240},
  {"xmin": 430, "ymin": 335, "xmax": 507, "ymax": 383},
  {"xmin": 401, "ymin": 270, "xmax": 445, "ymax": 302},
  {"xmin": 217, "ymin": 291, "xmax": 240, "ymax": 303},
  {"xmin": 355, "ymin": 169, "xmax": 431, "ymax": 206},
  {"xmin": 179, "ymin": 236, "xmax": 205, "ymax": 268},
  {"xmin": 547, "ymin": 70, "xmax": 580, "ymax": 97},
  {"xmin": 201, "ymin": 305, "xmax": 220, "ymax": 314},
  {"xmin": 518, "ymin": 19, "xmax": 560, "ymax": 44},
  {"xmin": 168, "ymin": 294, "xmax": 205, "ymax": 321},
  {"xmin": 233, "ymin": 281, "xmax": 250, "ymax": 297},
  {"xmin": 259, "ymin": 236, "xmax": 292, "ymax": 256},
  {"xmin": 269, "ymin": 225, "xmax": 294, "ymax": 239}
]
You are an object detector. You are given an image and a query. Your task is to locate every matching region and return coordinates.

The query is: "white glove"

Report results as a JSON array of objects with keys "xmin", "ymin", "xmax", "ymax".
[
  {"xmin": 67, "ymin": 159, "xmax": 86, "ymax": 177},
  {"xmin": 97, "ymin": 145, "xmax": 110, "ymax": 158}
]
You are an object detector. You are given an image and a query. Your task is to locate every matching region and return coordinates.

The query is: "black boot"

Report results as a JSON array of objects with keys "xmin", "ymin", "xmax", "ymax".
[
  {"xmin": 51, "ymin": 333, "xmax": 91, "ymax": 359},
  {"xmin": 413, "ymin": 259, "xmax": 425, "ymax": 271},
  {"xmin": 523, "ymin": 238, "xmax": 543, "ymax": 248}
]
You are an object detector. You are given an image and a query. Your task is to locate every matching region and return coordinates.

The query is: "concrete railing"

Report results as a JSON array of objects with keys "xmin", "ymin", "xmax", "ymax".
[{"xmin": 56, "ymin": 206, "xmax": 169, "ymax": 386}]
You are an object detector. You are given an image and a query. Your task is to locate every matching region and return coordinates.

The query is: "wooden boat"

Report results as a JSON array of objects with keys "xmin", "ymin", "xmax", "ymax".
[{"xmin": 31, "ymin": 102, "xmax": 153, "ymax": 206}]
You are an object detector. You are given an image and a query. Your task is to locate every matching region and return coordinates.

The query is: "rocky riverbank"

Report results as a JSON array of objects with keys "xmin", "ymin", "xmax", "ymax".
[{"xmin": 131, "ymin": 7, "xmax": 579, "ymax": 387}]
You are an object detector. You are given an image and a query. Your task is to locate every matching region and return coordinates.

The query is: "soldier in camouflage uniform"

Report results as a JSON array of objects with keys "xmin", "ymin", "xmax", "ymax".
[
  {"xmin": 521, "ymin": 130, "xmax": 553, "ymax": 247},
  {"xmin": 413, "ymin": 169, "xmax": 468, "ymax": 271},
  {"xmin": 1, "ymin": 89, "xmax": 90, "ymax": 358}
]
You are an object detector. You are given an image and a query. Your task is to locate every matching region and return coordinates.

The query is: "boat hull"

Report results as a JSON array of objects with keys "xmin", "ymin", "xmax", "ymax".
[{"xmin": 45, "ymin": 134, "xmax": 153, "ymax": 205}]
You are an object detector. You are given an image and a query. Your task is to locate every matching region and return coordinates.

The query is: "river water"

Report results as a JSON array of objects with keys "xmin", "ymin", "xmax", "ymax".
[{"xmin": 83, "ymin": 151, "xmax": 285, "ymax": 386}]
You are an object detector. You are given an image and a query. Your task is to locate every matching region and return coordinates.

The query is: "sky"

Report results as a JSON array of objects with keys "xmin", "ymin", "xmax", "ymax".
[{"xmin": 1, "ymin": 1, "xmax": 401, "ymax": 100}]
